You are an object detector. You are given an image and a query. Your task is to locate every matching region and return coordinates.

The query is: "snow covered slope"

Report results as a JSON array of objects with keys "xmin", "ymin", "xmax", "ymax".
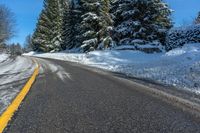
[
  {"xmin": 0, "ymin": 54, "xmax": 36, "ymax": 114},
  {"xmin": 25, "ymin": 43, "xmax": 200, "ymax": 94}
]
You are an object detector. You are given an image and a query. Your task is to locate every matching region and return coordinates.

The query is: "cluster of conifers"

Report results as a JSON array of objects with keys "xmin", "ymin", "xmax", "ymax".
[{"xmin": 32, "ymin": 0, "xmax": 173, "ymax": 52}]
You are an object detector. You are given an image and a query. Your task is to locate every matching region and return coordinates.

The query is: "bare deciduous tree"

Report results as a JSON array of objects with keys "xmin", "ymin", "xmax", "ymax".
[{"xmin": 0, "ymin": 4, "xmax": 15, "ymax": 44}]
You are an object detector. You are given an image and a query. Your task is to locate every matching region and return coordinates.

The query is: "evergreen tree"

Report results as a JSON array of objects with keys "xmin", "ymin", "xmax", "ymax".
[
  {"xmin": 61, "ymin": 0, "xmax": 71, "ymax": 50},
  {"xmin": 32, "ymin": 9, "xmax": 50, "ymax": 52},
  {"xmin": 24, "ymin": 34, "xmax": 33, "ymax": 52},
  {"xmin": 71, "ymin": 1, "xmax": 84, "ymax": 49},
  {"xmin": 110, "ymin": 0, "xmax": 172, "ymax": 46},
  {"xmin": 32, "ymin": 0, "xmax": 63, "ymax": 52},
  {"xmin": 50, "ymin": 0, "xmax": 63, "ymax": 51},
  {"xmin": 78, "ymin": 0, "xmax": 113, "ymax": 52},
  {"xmin": 61, "ymin": 0, "xmax": 83, "ymax": 50}
]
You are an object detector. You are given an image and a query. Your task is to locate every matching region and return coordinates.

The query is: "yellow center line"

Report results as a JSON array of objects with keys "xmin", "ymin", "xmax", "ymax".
[{"xmin": 0, "ymin": 59, "xmax": 40, "ymax": 133}]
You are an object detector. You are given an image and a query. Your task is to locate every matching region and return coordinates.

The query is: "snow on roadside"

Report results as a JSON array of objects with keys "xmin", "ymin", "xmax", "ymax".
[
  {"xmin": 0, "ymin": 56, "xmax": 36, "ymax": 85},
  {"xmin": 0, "ymin": 54, "xmax": 9, "ymax": 63},
  {"xmin": 0, "ymin": 54, "xmax": 36, "ymax": 114},
  {"xmin": 24, "ymin": 43, "xmax": 200, "ymax": 94}
]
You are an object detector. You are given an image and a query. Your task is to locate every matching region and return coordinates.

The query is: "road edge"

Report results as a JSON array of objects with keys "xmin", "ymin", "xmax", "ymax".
[
  {"xmin": 114, "ymin": 76, "xmax": 200, "ymax": 118},
  {"xmin": 0, "ymin": 59, "xmax": 39, "ymax": 133}
]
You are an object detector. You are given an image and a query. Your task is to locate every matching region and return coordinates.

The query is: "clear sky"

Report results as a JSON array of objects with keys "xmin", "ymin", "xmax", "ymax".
[
  {"xmin": 0, "ymin": 0, "xmax": 200, "ymax": 45},
  {"xmin": 0, "ymin": 0, "xmax": 43, "ymax": 45},
  {"xmin": 166, "ymin": 0, "xmax": 200, "ymax": 26}
]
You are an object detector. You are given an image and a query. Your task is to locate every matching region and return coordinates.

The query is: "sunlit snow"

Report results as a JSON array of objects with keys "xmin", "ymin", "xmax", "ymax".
[{"xmin": 0, "ymin": 55, "xmax": 36, "ymax": 114}]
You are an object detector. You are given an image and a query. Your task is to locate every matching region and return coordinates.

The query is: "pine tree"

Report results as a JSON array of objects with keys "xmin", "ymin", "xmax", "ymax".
[
  {"xmin": 51, "ymin": 0, "xmax": 63, "ymax": 51},
  {"xmin": 71, "ymin": 1, "xmax": 85, "ymax": 49},
  {"xmin": 110, "ymin": 0, "xmax": 172, "ymax": 46},
  {"xmin": 61, "ymin": 0, "xmax": 71, "ymax": 50},
  {"xmin": 98, "ymin": 0, "xmax": 113, "ymax": 49},
  {"xmin": 32, "ymin": 0, "xmax": 63, "ymax": 52},
  {"xmin": 195, "ymin": 12, "xmax": 200, "ymax": 24},
  {"xmin": 32, "ymin": 9, "xmax": 50, "ymax": 52},
  {"xmin": 24, "ymin": 34, "xmax": 33, "ymax": 52},
  {"xmin": 78, "ymin": 0, "xmax": 113, "ymax": 52},
  {"xmin": 61, "ymin": 0, "xmax": 83, "ymax": 50}
]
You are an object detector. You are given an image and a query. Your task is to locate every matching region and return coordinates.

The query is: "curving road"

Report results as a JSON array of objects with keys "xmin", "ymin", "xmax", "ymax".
[{"xmin": 5, "ymin": 57, "xmax": 200, "ymax": 133}]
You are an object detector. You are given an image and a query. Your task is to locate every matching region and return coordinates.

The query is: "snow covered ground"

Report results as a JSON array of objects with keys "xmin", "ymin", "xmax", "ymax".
[
  {"xmin": 25, "ymin": 43, "xmax": 200, "ymax": 95},
  {"xmin": 0, "ymin": 54, "xmax": 36, "ymax": 114}
]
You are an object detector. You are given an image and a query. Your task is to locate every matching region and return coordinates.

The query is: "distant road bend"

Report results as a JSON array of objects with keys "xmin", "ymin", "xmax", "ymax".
[{"xmin": 5, "ymin": 57, "xmax": 200, "ymax": 133}]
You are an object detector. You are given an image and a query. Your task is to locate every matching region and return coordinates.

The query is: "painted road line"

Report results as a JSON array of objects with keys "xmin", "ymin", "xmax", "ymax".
[{"xmin": 0, "ymin": 59, "xmax": 39, "ymax": 133}]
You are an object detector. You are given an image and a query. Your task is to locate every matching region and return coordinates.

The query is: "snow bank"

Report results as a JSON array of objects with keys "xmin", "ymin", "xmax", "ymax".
[
  {"xmin": 0, "ymin": 54, "xmax": 36, "ymax": 114},
  {"xmin": 0, "ymin": 54, "xmax": 9, "ymax": 63},
  {"xmin": 25, "ymin": 43, "xmax": 200, "ymax": 94}
]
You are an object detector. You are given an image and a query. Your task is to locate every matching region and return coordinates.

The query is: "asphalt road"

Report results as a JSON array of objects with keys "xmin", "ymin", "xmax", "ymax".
[{"xmin": 5, "ymin": 57, "xmax": 200, "ymax": 133}]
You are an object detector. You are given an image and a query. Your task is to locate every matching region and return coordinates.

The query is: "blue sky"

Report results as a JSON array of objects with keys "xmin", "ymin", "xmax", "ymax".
[
  {"xmin": 0, "ymin": 0, "xmax": 43, "ymax": 45},
  {"xmin": 166, "ymin": 0, "xmax": 200, "ymax": 26},
  {"xmin": 0, "ymin": 0, "xmax": 200, "ymax": 45}
]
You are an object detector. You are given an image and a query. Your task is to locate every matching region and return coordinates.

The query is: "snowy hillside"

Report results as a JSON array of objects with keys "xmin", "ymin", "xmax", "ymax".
[{"xmin": 25, "ymin": 43, "xmax": 200, "ymax": 94}]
